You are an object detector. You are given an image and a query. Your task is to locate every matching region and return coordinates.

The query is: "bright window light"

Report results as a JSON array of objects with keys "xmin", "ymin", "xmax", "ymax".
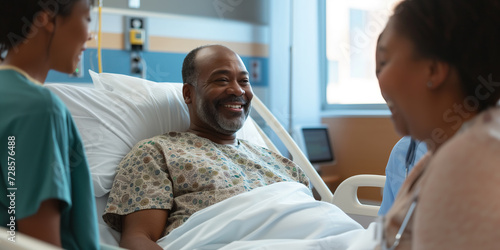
[{"xmin": 325, "ymin": 0, "xmax": 402, "ymax": 106}]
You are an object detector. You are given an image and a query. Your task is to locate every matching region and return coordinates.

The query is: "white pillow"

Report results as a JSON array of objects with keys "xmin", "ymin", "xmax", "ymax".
[{"xmin": 46, "ymin": 71, "xmax": 266, "ymax": 197}]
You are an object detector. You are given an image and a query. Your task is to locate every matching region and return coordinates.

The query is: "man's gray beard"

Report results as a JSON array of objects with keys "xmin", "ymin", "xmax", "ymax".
[{"xmin": 196, "ymin": 97, "xmax": 250, "ymax": 135}]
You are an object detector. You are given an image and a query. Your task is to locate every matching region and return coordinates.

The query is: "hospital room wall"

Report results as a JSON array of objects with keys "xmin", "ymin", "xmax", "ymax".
[
  {"xmin": 102, "ymin": 0, "xmax": 269, "ymax": 25},
  {"xmin": 269, "ymin": 0, "xmax": 400, "ymax": 203},
  {"xmin": 45, "ymin": 0, "xmax": 271, "ymax": 106},
  {"xmin": 41, "ymin": 0, "xmax": 306, "ymax": 158},
  {"xmin": 320, "ymin": 117, "xmax": 400, "ymax": 202},
  {"xmin": 265, "ymin": 0, "xmax": 323, "ymax": 155}
]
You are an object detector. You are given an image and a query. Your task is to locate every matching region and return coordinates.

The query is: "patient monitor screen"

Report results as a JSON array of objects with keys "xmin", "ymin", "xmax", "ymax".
[{"xmin": 302, "ymin": 128, "xmax": 335, "ymax": 164}]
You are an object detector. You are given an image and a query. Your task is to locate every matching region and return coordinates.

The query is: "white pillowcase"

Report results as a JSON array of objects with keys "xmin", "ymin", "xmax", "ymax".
[{"xmin": 46, "ymin": 70, "xmax": 266, "ymax": 197}]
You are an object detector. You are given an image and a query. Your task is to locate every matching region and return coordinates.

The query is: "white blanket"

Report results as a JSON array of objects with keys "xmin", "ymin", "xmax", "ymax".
[{"xmin": 157, "ymin": 182, "xmax": 377, "ymax": 249}]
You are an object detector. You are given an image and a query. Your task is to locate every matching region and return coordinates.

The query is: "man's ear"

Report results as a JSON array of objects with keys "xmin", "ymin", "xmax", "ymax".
[
  {"xmin": 182, "ymin": 83, "xmax": 193, "ymax": 104},
  {"xmin": 427, "ymin": 59, "xmax": 451, "ymax": 90}
]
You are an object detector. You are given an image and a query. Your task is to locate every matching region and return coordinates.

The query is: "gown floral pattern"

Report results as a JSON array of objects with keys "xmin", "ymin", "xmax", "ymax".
[{"xmin": 103, "ymin": 132, "xmax": 310, "ymax": 236}]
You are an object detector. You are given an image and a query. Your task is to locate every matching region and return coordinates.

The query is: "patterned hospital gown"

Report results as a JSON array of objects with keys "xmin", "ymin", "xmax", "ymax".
[{"xmin": 103, "ymin": 131, "xmax": 310, "ymax": 236}]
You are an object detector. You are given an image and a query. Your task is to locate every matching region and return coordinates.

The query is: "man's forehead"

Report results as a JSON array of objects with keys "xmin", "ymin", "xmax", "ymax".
[
  {"xmin": 211, "ymin": 69, "xmax": 249, "ymax": 77},
  {"xmin": 196, "ymin": 46, "xmax": 239, "ymax": 62},
  {"xmin": 195, "ymin": 47, "xmax": 246, "ymax": 72}
]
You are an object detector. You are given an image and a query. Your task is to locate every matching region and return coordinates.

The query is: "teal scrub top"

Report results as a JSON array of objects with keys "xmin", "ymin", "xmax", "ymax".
[{"xmin": 0, "ymin": 67, "xmax": 99, "ymax": 249}]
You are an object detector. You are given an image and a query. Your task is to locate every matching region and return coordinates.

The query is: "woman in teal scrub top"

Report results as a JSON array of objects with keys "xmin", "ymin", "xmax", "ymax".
[{"xmin": 0, "ymin": 0, "xmax": 99, "ymax": 248}]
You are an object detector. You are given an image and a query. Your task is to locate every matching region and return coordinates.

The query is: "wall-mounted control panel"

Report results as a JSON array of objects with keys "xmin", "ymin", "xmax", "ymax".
[{"xmin": 124, "ymin": 16, "xmax": 148, "ymax": 51}]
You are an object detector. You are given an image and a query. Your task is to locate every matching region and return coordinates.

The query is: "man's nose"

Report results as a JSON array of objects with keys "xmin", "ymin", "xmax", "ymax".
[{"xmin": 227, "ymin": 81, "xmax": 245, "ymax": 96}]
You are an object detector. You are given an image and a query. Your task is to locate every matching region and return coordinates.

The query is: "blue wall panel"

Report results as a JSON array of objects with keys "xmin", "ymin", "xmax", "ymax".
[{"xmin": 46, "ymin": 48, "xmax": 268, "ymax": 87}]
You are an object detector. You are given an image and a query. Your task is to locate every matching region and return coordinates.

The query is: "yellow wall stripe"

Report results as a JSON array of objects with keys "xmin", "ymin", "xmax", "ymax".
[{"xmin": 86, "ymin": 32, "xmax": 268, "ymax": 57}]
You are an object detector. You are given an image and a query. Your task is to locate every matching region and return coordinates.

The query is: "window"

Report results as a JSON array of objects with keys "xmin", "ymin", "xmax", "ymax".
[{"xmin": 322, "ymin": 0, "xmax": 402, "ymax": 110}]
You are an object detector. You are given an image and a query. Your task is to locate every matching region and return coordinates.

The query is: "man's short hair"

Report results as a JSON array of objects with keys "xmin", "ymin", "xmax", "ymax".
[{"xmin": 181, "ymin": 45, "xmax": 211, "ymax": 86}]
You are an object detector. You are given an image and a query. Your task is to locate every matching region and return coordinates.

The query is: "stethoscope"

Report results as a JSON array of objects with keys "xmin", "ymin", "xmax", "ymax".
[{"xmin": 404, "ymin": 139, "xmax": 418, "ymax": 178}]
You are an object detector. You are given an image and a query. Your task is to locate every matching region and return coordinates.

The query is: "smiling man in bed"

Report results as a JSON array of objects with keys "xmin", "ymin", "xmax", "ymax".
[{"xmin": 102, "ymin": 44, "xmax": 310, "ymax": 250}]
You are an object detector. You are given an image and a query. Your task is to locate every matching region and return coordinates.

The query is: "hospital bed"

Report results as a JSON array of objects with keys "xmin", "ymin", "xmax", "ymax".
[{"xmin": 1, "ymin": 71, "xmax": 385, "ymax": 249}]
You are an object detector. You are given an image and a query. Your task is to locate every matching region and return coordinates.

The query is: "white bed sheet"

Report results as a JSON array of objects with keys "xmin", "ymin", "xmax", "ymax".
[{"xmin": 156, "ymin": 182, "xmax": 377, "ymax": 250}]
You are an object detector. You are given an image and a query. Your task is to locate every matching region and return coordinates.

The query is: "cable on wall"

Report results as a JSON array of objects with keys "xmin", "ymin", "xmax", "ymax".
[{"xmin": 98, "ymin": 0, "xmax": 103, "ymax": 73}]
